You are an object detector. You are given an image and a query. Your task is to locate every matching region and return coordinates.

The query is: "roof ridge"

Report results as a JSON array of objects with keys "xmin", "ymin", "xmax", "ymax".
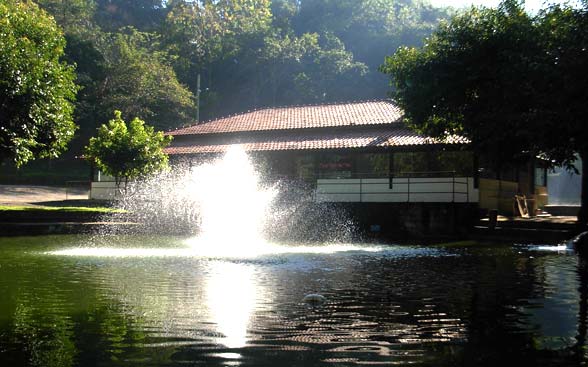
[{"xmin": 283, "ymin": 98, "xmax": 392, "ymax": 109}]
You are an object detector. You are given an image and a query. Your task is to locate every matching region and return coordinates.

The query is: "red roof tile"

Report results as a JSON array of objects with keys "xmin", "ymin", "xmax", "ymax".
[
  {"xmin": 164, "ymin": 128, "xmax": 468, "ymax": 155},
  {"xmin": 168, "ymin": 100, "xmax": 403, "ymax": 136}
]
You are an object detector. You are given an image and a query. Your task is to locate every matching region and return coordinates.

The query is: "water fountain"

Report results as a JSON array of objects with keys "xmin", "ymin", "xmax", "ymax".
[
  {"xmin": 50, "ymin": 145, "xmax": 373, "ymax": 258},
  {"xmin": 43, "ymin": 146, "xmax": 394, "ymax": 354}
]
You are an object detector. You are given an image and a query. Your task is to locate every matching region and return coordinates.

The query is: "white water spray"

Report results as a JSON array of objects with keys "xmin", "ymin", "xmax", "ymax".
[
  {"xmin": 186, "ymin": 146, "xmax": 277, "ymax": 253},
  {"xmin": 49, "ymin": 145, "xmax": 367, "ymax": 258}
]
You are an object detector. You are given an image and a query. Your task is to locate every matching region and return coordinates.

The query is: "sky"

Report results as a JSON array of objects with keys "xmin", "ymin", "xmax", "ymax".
[{"xmin": 428, "ymin": 0, "xmax": 583, "ymax": 13}]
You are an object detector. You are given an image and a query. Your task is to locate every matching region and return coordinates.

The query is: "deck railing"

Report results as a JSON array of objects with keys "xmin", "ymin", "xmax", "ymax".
[{"xmin": 315, "ymin": 171, "xmax": 477, "ymax": 203}]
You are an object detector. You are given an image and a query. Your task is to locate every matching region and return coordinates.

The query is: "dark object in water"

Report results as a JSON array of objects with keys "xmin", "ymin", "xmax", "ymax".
[
  {"xmin": 569, "ymin": 231, "xmax": 588, "ymax": 256},
  {"xmin": 303, "ymin": 294, "xmax": 326, "ymax": 306},
  {"xmin": 488, "ymin": 209, "xmax": 498, "ymax": 230}
]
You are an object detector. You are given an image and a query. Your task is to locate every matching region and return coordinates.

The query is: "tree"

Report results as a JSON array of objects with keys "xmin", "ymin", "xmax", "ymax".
[
  {"xmin": 36, "ymin": 0, "xmax": 96, "ymax": 35},
  {"xmin": 85, "ymin": 111, "xmax": 172, "ymax": 189},
  {"xmin": 0, "ymin": 0, "xmax": 77, "ymax": 166},
  {"xmin": 35, "ymin": 2, "xmax": 194, "ymax": 154},
  {"xmin": 97, "ymin": 29, "xmax": 197, "ymax": 131},
  {"xmin": 537, "ymin": 3, "xmax": 588, "ymax": 225},
  {"xmin": 381, "ymin": 1, "xmax": 541, "ymax": 166},
  {"xmin": 163, "ymin": 0, "xmax": 272, "ymax": 116},
  {"xmin": 380, "ymin": 0, "xmax": 588, "ymax": 226},
  {"xmin": 30, "ymin": 0, "xmax": 455, "ymax": 142},
  {"xmin": 240, "ymin": 31, "xmax": 367, "ymax": 106},
  {"xmin": 294, "ymin": 0, "xmax": 451, "ymax": 99},
  {"xmin": 94, "ymin": 0, "xmax": 167, "ymax": 32}
]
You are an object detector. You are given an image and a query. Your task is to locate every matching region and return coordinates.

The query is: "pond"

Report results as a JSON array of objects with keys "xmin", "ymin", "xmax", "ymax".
[{"xmin": 0, "ymin": 235, "xmax": 585, "ymax": 366}]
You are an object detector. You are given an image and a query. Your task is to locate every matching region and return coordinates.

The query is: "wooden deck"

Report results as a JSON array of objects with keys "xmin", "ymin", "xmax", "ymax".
[{"xmin": 476, "ymin": 214, "xmax": 579, "ymax": 242}]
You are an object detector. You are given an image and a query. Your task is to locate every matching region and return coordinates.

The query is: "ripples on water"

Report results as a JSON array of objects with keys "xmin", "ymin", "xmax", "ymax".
[{"xmin": 0, "ymin": 236, "xmax": 585, "ymax": 366}]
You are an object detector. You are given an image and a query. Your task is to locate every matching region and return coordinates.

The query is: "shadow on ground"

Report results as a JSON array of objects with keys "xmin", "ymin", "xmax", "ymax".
[{"xmin": 29, "ymin": 200, "xmax": 113, "ymax": 208}]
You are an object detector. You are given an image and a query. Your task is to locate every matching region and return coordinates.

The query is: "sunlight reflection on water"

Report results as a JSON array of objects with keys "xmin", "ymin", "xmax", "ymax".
[{"xmin": 46, "ymin": 242, "xmax": 386, "ymax": 258}]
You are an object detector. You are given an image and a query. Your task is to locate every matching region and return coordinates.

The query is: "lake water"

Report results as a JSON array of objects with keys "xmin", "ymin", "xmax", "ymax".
[{"xmin": 0, "ymin": 235, "xmax": 585, "ymax": 366}]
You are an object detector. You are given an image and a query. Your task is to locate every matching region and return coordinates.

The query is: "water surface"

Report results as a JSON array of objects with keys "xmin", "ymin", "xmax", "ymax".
[{"xmin": 0, "ymin": 235, "xmax": 585, "ymax": 366}]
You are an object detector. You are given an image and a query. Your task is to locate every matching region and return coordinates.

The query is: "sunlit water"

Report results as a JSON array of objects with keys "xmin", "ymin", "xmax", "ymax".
[
  {"xmin": 48, "ymin": 241, "xmax": 385, "ymax": 258},
  {"xmin": 1, "ymin": 236, "xmax": 586, "ymax": 367}
]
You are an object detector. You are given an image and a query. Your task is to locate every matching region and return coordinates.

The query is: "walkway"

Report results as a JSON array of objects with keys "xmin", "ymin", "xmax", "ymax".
[{"xmin": 0, "ymin": 185, "xmax": 88, "ymax": 206}]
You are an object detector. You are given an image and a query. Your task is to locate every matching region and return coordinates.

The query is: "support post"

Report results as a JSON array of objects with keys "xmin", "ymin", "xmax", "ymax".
[{"xmin": 196, "ymin": 73, "xmax": 201, "ymax": 123}]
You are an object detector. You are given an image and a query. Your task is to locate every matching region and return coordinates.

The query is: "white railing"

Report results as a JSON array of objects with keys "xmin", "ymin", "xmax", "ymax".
[{"xmin": 316, "ymin": 172, "xmax": 479, "ymax": 203}]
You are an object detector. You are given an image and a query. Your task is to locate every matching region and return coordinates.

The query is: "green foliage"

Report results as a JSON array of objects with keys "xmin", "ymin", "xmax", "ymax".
[
  {"xmin": 257, "ymin": 32, "xmax": 367, "ymax": 103},
  {"xmin": 536, "ymin": 4, "xmax": 588, "ymax": 166},
  {"xmin": 23, "ymin": 0, "xmax": 453, "ymax": 158},
  {"xmin": 97, "ymin": 29, "xmax": 196, "ymax": 131},
  {"xmin": 35, "ymin": 1, "xmax": 194, "ymax": 151},
  {"xmin": 537, "ymin": 3, "xmax": 588, "ymax": 224},
  {"xmin": 381, "ymin": 0, "xmax": 542, "ymax": 167},
  {"xmin": 294, "ymin": 0, "xmax": 451, "ymax": 97},
  {"xmin": 85, "ymin": 111, "xmax": 172, "ymax": 187},
  {"xmin": 163, "ymin": 0, "xmax": 273, "ymax": 107},
  {"xmin": 382, "ymin": 0, "xmax": 588, "ymax": 168},
  {"xmin": 94, "ymin": 0, "xmax": 166, "ymax": 32},
  {"xmin": 36, "ymin": 0, "xmax": 97, "ymax": 35},
  {"xmin": 381, "ymin": 0, "xmax": 588, "ymax": 223},
  {"xmin": 271, "ymin": 0, "xmax": 298, "ymax": 31},
  {"xmin": 0, "ymin": 0, "xmax": 77, "ymax": 167},
  {"xmin": 31, "ymin": 0, "xmax": 452, "ymax": 130}
]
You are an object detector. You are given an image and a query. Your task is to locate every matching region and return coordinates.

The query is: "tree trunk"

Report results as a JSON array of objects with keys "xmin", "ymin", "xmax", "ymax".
[{"xmin": 578, "ymin": 149, "xmax": 588, "ymax": 229}]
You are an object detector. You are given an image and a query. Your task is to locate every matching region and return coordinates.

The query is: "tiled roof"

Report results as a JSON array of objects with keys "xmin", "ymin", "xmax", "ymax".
[
  {"xmin": 168, "ymin": 100, "xmax": 403, "ymax": 136},
  {"xmin": 164, "ymin": 128, "xmax": 468, "ymax": 155}
]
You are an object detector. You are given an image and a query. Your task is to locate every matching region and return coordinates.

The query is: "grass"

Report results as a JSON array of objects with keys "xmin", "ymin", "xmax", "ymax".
[{"xmin": 0, "ymin": 205, "xmax": 125, "ymax": 214}]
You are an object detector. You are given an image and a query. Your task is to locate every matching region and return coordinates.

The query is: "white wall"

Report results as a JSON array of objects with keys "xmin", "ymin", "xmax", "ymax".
[{"xmin": 316, "ymin": 177, "xmax": 479, "ymax": 203}]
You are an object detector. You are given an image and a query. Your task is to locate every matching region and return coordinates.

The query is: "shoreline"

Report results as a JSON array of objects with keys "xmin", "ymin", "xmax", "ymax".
[{"xmin": 0, "ymin": 219, "xmax": 576, "ymax": 243}]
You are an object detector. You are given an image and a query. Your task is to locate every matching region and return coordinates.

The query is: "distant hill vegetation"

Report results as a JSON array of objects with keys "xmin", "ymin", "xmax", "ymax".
[
  {"xmin": 1, "ymin": 0, "xmax": 450, "ymax": 183},
  {"xmin": 37, "ymin": 0, "xmax": 450, "ymax": 146}
]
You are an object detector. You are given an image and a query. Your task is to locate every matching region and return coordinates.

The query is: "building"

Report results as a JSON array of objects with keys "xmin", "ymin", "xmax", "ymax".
[
  {"xmin": 93, "ymin": 100, "xmax": 548, "ymax": 235},
  {"xmin": 165, "ymin": 100, "xmax": 481, "ymax": 201},
  {"xmin": 164, "ymin": 100, "xmax": 472, "ymax": 235},
  {"xmin": 165, "ymin": 100, "xmax": 548, "ymax": 211}
]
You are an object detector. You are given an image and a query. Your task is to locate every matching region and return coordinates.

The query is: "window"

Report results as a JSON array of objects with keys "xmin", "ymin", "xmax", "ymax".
[
  {"xmin": 355, "ymin": 153, "xmax": 389, "ymax": 178},
  {"xmin": 393, "ymin": 150, "xmax": 473, "ymax": 176},
  {"xmin": 294, "ymin": 154, "xmax": 316, "ymax": 182},
  {"xmin": 318, "ymin": 154, "xmax": 353, "ymax": 179}
]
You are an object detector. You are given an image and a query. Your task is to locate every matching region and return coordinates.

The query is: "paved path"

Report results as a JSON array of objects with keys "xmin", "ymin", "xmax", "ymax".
[{"xmin": 0, "ymin": 185, "xmax": 89, "ymax": 206}]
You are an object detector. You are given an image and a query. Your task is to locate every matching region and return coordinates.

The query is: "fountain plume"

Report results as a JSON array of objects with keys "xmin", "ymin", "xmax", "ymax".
[{"xmin": 94, "ymin": 145, "xmax": 357, "ymax": 246}]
